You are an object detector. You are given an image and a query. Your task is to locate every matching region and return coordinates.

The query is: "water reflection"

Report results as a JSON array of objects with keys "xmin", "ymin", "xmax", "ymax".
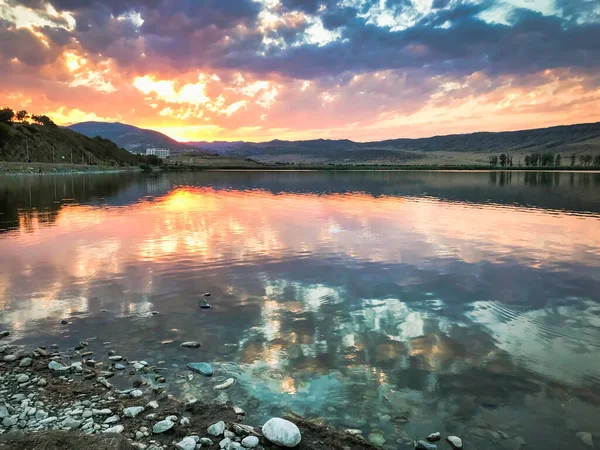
[{"xmin": 1, "ymin": 171, "xmax": 600, "ymax": 450}]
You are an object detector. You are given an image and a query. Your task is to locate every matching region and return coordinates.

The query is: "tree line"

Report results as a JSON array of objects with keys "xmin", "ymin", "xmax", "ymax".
[
  {"xmin": 490, "ymin": 152, "xmax": 600, "ymax": 167},
  {"xmin": 0, "ymin": 107, "xmax": 57, "ymax": 127}
]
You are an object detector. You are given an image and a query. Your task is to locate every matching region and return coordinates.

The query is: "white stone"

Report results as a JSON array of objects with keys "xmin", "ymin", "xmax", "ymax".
[
  {"xmin": 214, "ymin": 378, "xmax": 235, "ymax": 390},
  {"xmin": 219, "ymin": 438, "xmax": 232, "ymax": 449},
  {"xmin": 146, "ymin": 401, "xmax": 159, "ymax": 409},
  {"xmin": 241, "ymin": 436, "xmax": 259, "ymax": 448},
  {"xmin": 262, "ymin": 418, "xmax": 301, "ymax": 448},
  {"xmin": 175, "ymin": 437, "xmax": 197, "ymax": 450},
  {"xmin": 208, "ymin": 420, "xmax": 226, "ymax": 436},
  {"xmin": 447, "ymin": 436, "xmax": 463, "ymax": 449},
  {"xmin": 130, "ymin": 389, "xmax": 143, "ymax": 398},
  {"xmin": 576, "ymin": 433, "xmax": 594, "ymax": 448},
  {"xmin": 105, "ymin": 425, "xmax": 124, "ymax": 434},
  {"xmin": 124, "ymin": 406, "xmax": 145, "ymax": 418},
  {"xmin": 104, "ymin": 415, "xmax": 120, "ymax": 424}
]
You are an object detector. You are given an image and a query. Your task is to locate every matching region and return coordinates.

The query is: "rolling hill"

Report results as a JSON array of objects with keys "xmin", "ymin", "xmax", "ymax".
[
  {"xmin": 0, "ymin": 121, "xmax": 150, "ymax": 166},
  {"xmin": 68, "ymin": 122, "xmax": 193, "ymax": 153}
]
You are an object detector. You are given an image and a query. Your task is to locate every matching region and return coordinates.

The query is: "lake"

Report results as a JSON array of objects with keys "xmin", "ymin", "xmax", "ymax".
[{"xmin": 1, "ymin": 171, "xmax": 599, "ymax": 449}]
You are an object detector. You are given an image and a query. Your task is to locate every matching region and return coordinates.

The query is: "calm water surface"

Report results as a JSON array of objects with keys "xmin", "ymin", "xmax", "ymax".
[{"xmin": 1, "ymin": 171, "xmax": 600, "ymax": 449}]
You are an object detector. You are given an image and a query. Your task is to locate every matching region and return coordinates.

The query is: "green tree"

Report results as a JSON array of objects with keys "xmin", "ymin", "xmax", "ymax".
[
  {"xmin": 0, "ymin": 107, "xmax": 14, "ymax": 124},
  {"xmin": 593, "ymin": 155, "xmax": 600, "ymax": 166},
  {"xmin": 489, "ymin": 155, "xmax": 498, "ymax": 166},
  {"xmin": 15, "ymin": 110, "xmax": 29, "ymax": 122},
  {"xmin": 570, "ymin": 153, "xmax": 576, "ymax": 166},
  {"xmin": 31, "ymin": 114, "xmax": 57, "ymax": 127},
  {"xmin": 554, "ymin": 154, "xmax": 561, "ymax": 166},
  {"xmin": 499, "ymin": 154, "xmax": 507, "ymax": 167},
  {"xmin": 582, "ymin": 154, "xmax": 593, "ymax": 166},
  {"xmin": 530, "ymin": 153, "xmax": 540, "ymax": 166},
  {"xmin": 524, "ymin": 155, "xmax": 531, "ymax": 166}
]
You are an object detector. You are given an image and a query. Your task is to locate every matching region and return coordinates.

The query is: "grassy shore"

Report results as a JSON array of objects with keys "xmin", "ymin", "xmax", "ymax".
[{"xmin": 0, "ymin": 162, "xmax": 142, "ymax": 175}]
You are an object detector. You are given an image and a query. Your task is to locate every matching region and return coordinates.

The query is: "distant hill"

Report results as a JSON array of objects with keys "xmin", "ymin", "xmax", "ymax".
[
  {"xmin": 68, "ymin": 121, "xmax": 600, "ymax": 165},
  {"xmin": 68, "ymin": 122, "xmax": 194, "ymax": 153},
  {"xmin": 0, "ymin": 121, "xmax": 148, "ymax": 165}
]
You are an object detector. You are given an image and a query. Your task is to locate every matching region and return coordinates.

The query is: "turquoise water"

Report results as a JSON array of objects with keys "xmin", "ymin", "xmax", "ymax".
[{"xmin": 1, "ymin": 171, "xmax": 599, "ymax": 449}]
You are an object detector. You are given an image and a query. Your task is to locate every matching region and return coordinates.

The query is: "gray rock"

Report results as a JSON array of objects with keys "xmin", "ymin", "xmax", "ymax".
[
  {"xmin": 3, "ymin": 355, "xmax": 18, "ymax": 362},
  {"xmin": 446, "ymin": 436, "xmax": 463, "ymax": 450},
  {"xmin": 0, "ymin": 331, "xmax": 9, "ymax": 338},
  {"xmin": 415, "ymin": 440, "xmax": 438, "ymax": 450},
  {"xmin": 37, "ymin": 378, "xmax": 47, "ymax": 387},
  {"xmin": 576, "ymin": 433, "xmax": 594, "ymax": 448},
  {"xmin": 48, "ymin": 361, "xmax": 69, "ymax": 372},
  {"xmin": 104, "ymin": 415, "xmax": 120, "ymax": 424},
  {"xmin": 19, "ymin": 358, "xmax": 32, "ymax": 367},
  {"xmin": 219, "ymin": 438, "xmax": 232, "ymax": 449},
  {"xmin": 130, "ymin": 389, "xmax": 143, "ymax": 398},
  {"xmin": 17, "ymin": 374, "xmax": 30, "ymax": 383},
  {"xmin": 234, "ymin": 406, "xmax": 245, "ymax": 415},
  {"xmin": 175, "ymin": 437, "xmax": 197, "ymax": 450},
  {"xmin": 35, "ymin": 410, "xmax": 48, "ymax": 420},
  {"xmin": 92, "ymin": 408, "xmax": 112, "ymax": 416},
  {"xmin": 146, "ymin": 401, "xmax": 159, "ymax": 409},
  {"xmin": 262, "ymin": 418, "xmax": 301, "ymax": 448},
  {"xmin": 241, "ymin": 436, "xmax": 259, "ymax": 448},
  {"xmin": 427, "ymin": 432, "xmax": 441, "ymax": 442},
  {"xmin": 180, "ymin": 342, "xmax": 201, "ymax": 348},
  {"xmin": 0, "ymin": 405, "xmax": 9, "ymax": 419},
  {"xmin": 108, "ymin": 355, "xmax": 123, "ymax": 361},
  {"xmin": 2, "ymin": 417, "xmax": 17, "ymax": 427},
  {"xmin": 124, "ymin": 406, "xmax": 145, "ymax": 418},
  {"xmin": 104, "ymin": 425, "xmax": 124, "ymax": 434},
  {"xmin": 208, "ymin": 420, "xmax": 226, "ymax": 436},
  {"xmin": 199, "ymin": 438, "xmax": 214, "ymax": 446},
  {"xmin": 62, "ymin": 418, "xmax": 82, "ymax": 429},
  {"xmin": 114, "ymin": 364, "xmax": 126, "ymax": 370},
  {"xmin": 153, "ymin": 419, "xmax": 174, "ymax": 434},
  {"xmin": 186, "ymin": 362, "xmax": 214, "ymax": 377},
  {"xmin": 82, "ymin": 410, "xmax": 93, "ymax": 418},
  {"xmin": 368, "ymin": 433, "xmax": 386, "ymax": 447}
]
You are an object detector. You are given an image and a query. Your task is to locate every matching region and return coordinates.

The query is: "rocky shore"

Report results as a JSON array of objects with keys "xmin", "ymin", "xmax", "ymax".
[{"xmin": 0, "ymin": 334, "xmax": 467, "ymax": 450}]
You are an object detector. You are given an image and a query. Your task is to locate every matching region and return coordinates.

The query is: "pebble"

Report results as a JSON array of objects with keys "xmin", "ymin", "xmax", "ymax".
[
  {"xmin": 262, "ymin": 418, "xmax": 302, "ymax": 448},
  {"xmin": 176, "ymin": 437, "xmax": 197, "ymax": 450},
  {"xmin": 215, "ymin": 378, "xmax": 235, "ymax": 390},
  {"xmin": 37, "ymin": 378, "xmax": 47, "ymax": 387},
  {"xmin": 198, "ymin": 300, "xmax": 211, "ymax": 309},
  {"xmin": 17, "ymin": 374, "xmax": 30, "ymax": 383},
  {"xmin": 2, "ymin": 417, "xmax": 17, "ymax": 427},
  {"xmin": 104, "ymin": 415, "xmax": 120, "ymax": 424},
  {"xmin": 241, "ymin": 436, "xmax": 259, "ymax": 448},
  {"xmin": 234, "ymin": 406, "xmax": 245, "ymax": 415},
  {"xmin": 146, "ymin": 401, "xmax": 159, "ymax": 409},
  {"xmin": 124, "ymin": 406, "xmax": 145, "ymax": 418},
  {"xmin": 130, "ymin": 389, "xmax": 143, "ymax": 398},
  {"xmin": 180, "ymin": 342, "xmax": 201, "ymax": 349},
  {"xmin": 108, "ymin": 355, "xmax": 123, "ymax": 361},
  {"xmin": 153, "ymin": 419, "xmax": 174, "ymax": 434},
  {"xmin": 199, "ymin": 438, "xmax": 214, "ymax": 446},
  {"xmin": 427, "ymin": 432, "xmax": 441, "ymax": 442},
  {"xmin": 114, "ymin": 363, "xmax": 126, "ymax": 370},
  {"xmin": 220, "ymin": 438, "xmax": 232, "ymax": 449},
  {"xmin": 105, "ymin": 425, "xmax": 125, "ymax": 434},
  {"xmin": 3, "ymin": 355, "xmax": 18, "ymax": 362},
  {"xmin": 48, "ymin": 361, "xmax": 69, "ymax": 372},
  {"xmin": 208, "ymin": 420, "xmax": 226, "ymax": 436},
  {"xmin": 187, "ymin": 362, "xmax": 214, "ymax": 377},
  {"xmin": 19, "ymin": 358, "xmax": 32, "ymax": 367},
  {"xmin": 93, "ymin": 408, "xmax": 112, "ymax": 415}
]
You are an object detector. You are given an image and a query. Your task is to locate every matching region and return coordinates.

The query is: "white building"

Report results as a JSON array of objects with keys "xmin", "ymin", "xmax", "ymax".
[{"xmin": 146, "ymin": 148, "xmax": 170, "ymax": 159}]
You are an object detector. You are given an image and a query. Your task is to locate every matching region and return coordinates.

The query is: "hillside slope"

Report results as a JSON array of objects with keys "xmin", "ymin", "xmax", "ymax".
[
  {"xmin": 0, "ymin": 122, "xmax": 147, "ymax": 165},
  {"xmin": 68, "ymin": 122, "xmax": 193, "ymax": 153}
]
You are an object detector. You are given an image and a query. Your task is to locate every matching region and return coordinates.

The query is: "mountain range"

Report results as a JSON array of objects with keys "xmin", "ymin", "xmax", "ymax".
[{"xmin": 68, "ymin": 121, "xmax": 600, "ymax": 165}]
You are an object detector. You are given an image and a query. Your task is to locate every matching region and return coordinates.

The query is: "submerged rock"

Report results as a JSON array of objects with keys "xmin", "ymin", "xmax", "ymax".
[
  {"xmin": 262, "ymin": 418, "xmax": 301, "ymax": 448},
  {"xmin": 427, "ymin": 432, "xmax": 441, "ymax": 442},
  {"xmin": 415, "ymin": 440, "xmax": 437, "ymax": 450},
  {"xmin": 187, "ymin": 362, "xmax": 214, "ymax": 377},
  {"xmin": 215, "ymin": 378, "xmax": 235, "ymax": 390},
  {"xmin": 181, "ymin": 342, "xmax": 202, "ymax": 349},
  {"xmin": 446, "ymin": 436, "xmax": 463, "ymax": 449},
  {"xmin": 198, "ymin": 300, "xmax": 211, "ymax": 309},
  {"xmin": 576, "ymin": 432, "xmax": 594, "ymax": 448},
  {"xmin": 368, "ymin": 433, "xmax": 386, "ymax": 447}
]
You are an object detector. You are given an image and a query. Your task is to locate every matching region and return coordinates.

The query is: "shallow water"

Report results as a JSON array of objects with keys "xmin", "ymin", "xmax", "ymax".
[{"xmin": 1, "ymin": 171, "xmax": 600, "ymax": 449}]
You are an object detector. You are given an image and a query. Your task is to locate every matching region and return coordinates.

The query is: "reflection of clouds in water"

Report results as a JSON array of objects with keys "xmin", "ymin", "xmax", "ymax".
[{"xmin": 468, "ymin": 300, "xmax": 600, "ymax": 387}]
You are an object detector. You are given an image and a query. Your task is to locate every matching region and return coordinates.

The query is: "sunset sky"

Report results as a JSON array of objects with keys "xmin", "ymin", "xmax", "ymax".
[{"xmin": 1, "ymin": 0, "xmax": 599, "ymax": 142}]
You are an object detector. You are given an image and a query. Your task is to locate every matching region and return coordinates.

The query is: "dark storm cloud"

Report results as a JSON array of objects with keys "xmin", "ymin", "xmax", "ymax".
[
  {"xmin": 0, "ymin": 17, "xmax": 60, "ymax": 65},
  {"xmin": 4, "ymin": 0, "xmax": 600, "ymax": 80}
]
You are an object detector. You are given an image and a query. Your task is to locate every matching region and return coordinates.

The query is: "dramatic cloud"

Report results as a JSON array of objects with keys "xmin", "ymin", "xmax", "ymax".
[{"xmin": 0, "ymin": 0, "xmax": 599, "ymax": 141}]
